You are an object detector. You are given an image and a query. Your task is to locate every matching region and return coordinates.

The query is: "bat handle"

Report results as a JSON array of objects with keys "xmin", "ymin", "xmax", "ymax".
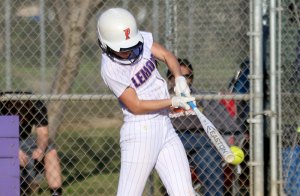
[
  {"xmin": 187, "ymin": 101, "xmax": 197, "ymax": 109},
  {"xmin": 180, "ymin": 93, "xmax": 197, "ymax": 109}
]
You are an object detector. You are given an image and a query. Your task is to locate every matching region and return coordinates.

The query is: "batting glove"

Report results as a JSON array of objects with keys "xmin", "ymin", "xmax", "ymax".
[
  {"xmin": 174, "ymin": 76, "xmax": 191, "ymax": 97},
  {"xmin": 171, "ymin": 96, "xmax": 195, "ymax": 110}
]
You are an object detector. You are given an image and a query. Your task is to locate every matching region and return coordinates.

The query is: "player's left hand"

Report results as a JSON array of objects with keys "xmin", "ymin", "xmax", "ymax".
[
  {"xmin": 171, "ymin": 96, "xmax": 195, "ymax": 110},
  {"xmin": 174, "ymin": 76, "xmax": 191, "ymax": 97}
]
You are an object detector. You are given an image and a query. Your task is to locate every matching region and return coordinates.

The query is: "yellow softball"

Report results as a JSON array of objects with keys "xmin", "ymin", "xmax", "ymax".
[{"xmin": 230, "ymin": 146, "xmax": 245, "ymax": 165}]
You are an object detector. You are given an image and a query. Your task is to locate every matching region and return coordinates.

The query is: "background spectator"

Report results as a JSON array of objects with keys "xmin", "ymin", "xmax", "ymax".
[
  {"xmin": 0, "ymin": 91, "xmax": 63, "ymax": 196},
  {"xmin": 166, "ymin": 58, "xmax": 238, "ymax": 195}
]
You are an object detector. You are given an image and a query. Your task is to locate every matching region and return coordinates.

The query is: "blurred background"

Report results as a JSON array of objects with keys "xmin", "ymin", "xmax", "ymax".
[{"xmin": 0, "ymin": 0, "xmax": 299, "ymax": 195}]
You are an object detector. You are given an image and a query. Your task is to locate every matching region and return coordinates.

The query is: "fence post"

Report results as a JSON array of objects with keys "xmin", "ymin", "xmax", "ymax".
[
  {"xmin": 269, "ymin": 0, "xmax": 279, "ymax": 195},
  {"xmin": 5, "ymin": 0, "xmax": 12, "ymax": 91},
  {"xmin": 252, "ymin": 0, "xmax": 265, "ymax": 195},
  {"xmin": 39, "ymin": 0, "xmax": 46, "ymax": 93}
]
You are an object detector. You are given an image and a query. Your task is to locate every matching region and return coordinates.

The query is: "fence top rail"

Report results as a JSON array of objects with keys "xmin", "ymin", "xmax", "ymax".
[{"xmin": 0, "ymin": 94, "xmax": 250, "ymax": 101}]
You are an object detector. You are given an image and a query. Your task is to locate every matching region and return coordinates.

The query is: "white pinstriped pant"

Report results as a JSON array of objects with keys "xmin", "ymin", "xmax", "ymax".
[{"xmin": 117, "ymin": 115, "xmax": 195, "ymax": 196}]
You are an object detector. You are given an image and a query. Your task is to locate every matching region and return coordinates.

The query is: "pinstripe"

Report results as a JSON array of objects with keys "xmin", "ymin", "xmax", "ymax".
[
  {"xmin": 117, "ymin": 117, "xmax": 194, "ymax": 196},
  {"xmin": 155, "ymin": 121, "xmax": 194, "ymax": 196}
]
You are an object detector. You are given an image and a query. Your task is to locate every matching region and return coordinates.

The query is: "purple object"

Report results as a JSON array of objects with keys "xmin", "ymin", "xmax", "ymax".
[
  {"xmin": 0, "ymin": 116, "xmax": 20, "ymax": 196},
  {"xmin": 0, "ymin": 115, "xmax": 19, "ymax": 137},
  {"xmin": 0, "ymin": 177, "xmax": 20, "ymax": 196},
  {"xmin": 0, "ymin": 158, "xmax": 19, "ymax": 176},
  {"xmin": 0, "ymin": 138, "xmax": 18, "ymax": 157}
]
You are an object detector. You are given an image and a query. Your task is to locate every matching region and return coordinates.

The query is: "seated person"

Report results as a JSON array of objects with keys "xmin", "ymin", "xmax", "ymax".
[
  {"xmin": 0, "ymin": 91, "xmax": 62, "ymax": 196},
  {"xmin": 166, "ymin": 58, "xmax": 240, "ymax": 195}
]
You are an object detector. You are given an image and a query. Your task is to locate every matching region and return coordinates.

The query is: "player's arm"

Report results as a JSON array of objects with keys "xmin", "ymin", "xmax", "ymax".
[
  {"xmin": 119, "ymin": 87, "xmax": 194, "ymax": 115},
  {"xmin": 36, "ymin": 125, "xmax": 49, "ymax": 152},
  {"xmin": 32, "ymin": 125, "xmax": 49, "ymax": 161},
  {"xmin": 151, "ymin": 42, "xmax": 191, "ymax": 97},
  {"xmin": 119, "ymin": 87, "xmax": 171, "ymax": 114},
  {"xmin": 151, "ymin": 42, "xmax": 182, "ymax": 77}
]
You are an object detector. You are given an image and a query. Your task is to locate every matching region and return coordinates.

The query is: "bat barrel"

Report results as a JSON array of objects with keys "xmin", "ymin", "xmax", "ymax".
[
  {"xmin": 182, "ymin": 94, "xmax": 234, "ymax": 163},
  {"xmin": 224, "ymin": 153, "xmax": 235, "ymax": 163},
  {"xmin": 193, "ymin": 106, "xmax": 235, "ymax": 163}
]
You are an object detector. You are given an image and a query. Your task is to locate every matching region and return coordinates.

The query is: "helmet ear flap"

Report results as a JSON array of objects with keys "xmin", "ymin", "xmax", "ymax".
[
  {"xmin": 98, "ymin": 39, "xmax": 107, "ymax": 52},
  {"xmin": 98, "ymin": 39, "xmax": 115, "ymax": 61}
]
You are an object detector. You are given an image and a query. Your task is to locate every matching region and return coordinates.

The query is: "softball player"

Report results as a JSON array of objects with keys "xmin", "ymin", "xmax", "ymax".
[{"xmin": 97, "ymin": 8, "xmax": 196, "ymax": 196}]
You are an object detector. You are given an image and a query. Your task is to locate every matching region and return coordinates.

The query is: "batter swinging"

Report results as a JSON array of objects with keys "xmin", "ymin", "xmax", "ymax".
[{"xmin": 97, "ymin": 8, "xmax": 196, "ymax": 196}]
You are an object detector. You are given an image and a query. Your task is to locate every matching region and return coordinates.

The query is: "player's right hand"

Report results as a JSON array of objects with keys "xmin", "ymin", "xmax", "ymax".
[{"xmin": 171, "ymin": 96, "xmax": 195, "ymax": 110}]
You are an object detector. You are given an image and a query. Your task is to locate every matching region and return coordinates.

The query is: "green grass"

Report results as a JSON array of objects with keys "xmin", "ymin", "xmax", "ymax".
[
  {"xmin": 32, "ymin": 173, "xmax": 119, "ymax": 196},
  {"xmin": 31, "ymin": 129, "xmax": 121, "ymax": 195},
  {"xmin": 34, "ymin": 172, "xmax": 166, "ymax": 196},
  {"xmin": 63, "ymin": 173, "xmax": 119, "ymax": 196},
  {"xmin": 31, "ymin": 129, "xmax": 166, "ymax": 196}
]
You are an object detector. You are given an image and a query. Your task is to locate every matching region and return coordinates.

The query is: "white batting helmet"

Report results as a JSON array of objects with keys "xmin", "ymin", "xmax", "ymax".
[{"xmin": 97, "ymin": 8, "xmax": 143, "ymax": 52}]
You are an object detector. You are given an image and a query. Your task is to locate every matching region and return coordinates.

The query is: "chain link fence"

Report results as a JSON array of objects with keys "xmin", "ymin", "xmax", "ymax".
[
  {"xmin": 280, "ymin": 0, "xmax": 300, "ymax": 195},
  {"xmin": 0, "ymin": 0, "xmax": 298, "ymax": 195}
]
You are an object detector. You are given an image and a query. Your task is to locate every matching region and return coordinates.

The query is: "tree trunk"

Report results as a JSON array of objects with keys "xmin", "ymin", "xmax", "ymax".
[{"xmin": 48, "ymin": 0, "xmax": 102, "ymax": 139}]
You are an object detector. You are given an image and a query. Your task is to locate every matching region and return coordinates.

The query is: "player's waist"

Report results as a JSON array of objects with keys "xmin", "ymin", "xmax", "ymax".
[{"xmin": 123, "ymin": 109, "xmax": 169, "ymax": 122}]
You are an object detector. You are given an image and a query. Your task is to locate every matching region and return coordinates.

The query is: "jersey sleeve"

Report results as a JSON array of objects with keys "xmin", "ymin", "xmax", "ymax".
[
  {"xmin": 140, "ymin": 31, "xmax": 153, "ymax": 50},
  {"xmin": 101, "ymin": 58, "xmax": 132, "ymax": 97}
]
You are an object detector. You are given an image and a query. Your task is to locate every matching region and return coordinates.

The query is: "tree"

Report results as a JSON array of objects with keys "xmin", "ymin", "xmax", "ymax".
[{"xmin": 48, "ymin": 0, "xmax": 102, "ymax": 139}]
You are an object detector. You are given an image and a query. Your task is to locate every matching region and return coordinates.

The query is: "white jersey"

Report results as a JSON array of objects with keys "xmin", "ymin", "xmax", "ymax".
[{"xmin": 101, "ymin": 32, "xmax": 170, "ymax": 122}]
